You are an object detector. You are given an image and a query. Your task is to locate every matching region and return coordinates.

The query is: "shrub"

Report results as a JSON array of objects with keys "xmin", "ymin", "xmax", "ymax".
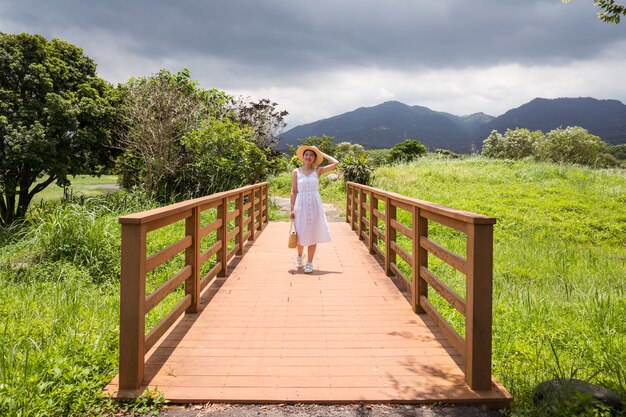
[
  {"xmin": 608, "ymin": 144, "xmax": 626, "ymax": 161},
  {"xmin": 534, "ymin": 127, "xmax": 608, "ymax": 167},
  {"xmin": 366, "ymin": 149, "xmax": 392, "ymax": 167},
  {"xmin": 482, "ymin": 128, "xmax": 543, "ymax": 159},
  {"xmin": 341, "ymin": 154, "xmax": 374, "ymax": 185},
  {"xmin": 434, "ymin": 148, "xmax": 462, "ymax": 159},
  {"xmin": 389, "ymin": 139, "xmax": 428, "ymax": 163},
  {"xmin": 334, "ymin": 141, "xmax": 366, "ymax": 163},
  {"xmin": 182, "ymin": 117, "xmax": 270, "ymax": 196}
]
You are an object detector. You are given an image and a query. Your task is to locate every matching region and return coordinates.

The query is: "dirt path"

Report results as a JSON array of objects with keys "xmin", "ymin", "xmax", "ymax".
[
  {"xmin": 152, "ymin": 403, "xmax": 503, "ymax": 417},
  {"xmin": 272, "ymin": 196, "xmax": 343, "ymax": 222}
]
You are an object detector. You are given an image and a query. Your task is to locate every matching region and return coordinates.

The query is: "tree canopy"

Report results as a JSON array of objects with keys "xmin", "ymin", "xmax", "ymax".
[{"xmin": 0, "ymin": 33, "xmax": 117, "ymax": 225}]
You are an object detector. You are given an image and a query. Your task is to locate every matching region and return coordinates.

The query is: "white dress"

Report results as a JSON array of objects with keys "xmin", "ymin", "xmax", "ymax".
[{"xmin": 293, "ymin": 168, "xmax": 332, "ymax": 246}]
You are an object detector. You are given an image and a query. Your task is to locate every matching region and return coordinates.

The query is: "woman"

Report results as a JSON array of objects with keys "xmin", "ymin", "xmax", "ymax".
[{"xmin": 290, "ymin": 145, "xmax": 339, "ymax": 273}]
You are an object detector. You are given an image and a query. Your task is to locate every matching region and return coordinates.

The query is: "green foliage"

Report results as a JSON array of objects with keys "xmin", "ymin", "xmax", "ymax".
[
  {"xmin": 334, "ymin": 141, "xmax": 366, "ymax": 162},
  {"xmin": 0, "ymin": 187, "xmax": 172, "ymax": 416},
  {"xmin": 608, "ymin": 144, "xmax": 626, "ymax": 161},
  {"xmin": 0, "ymin": 33, "xmax": 118, "ymax": 225},
  {"xmin": 482, "ymin": 128, "xmax": 542, "ymax": 159},
  {"xmin": 433, "ymin": 148, "xmax": 462, "ymax": 159},
  {"xmin": 341, "ymin": 154, "xmax": 374, "ymax": 185},
  {"xmin": 594, "ymin": 0, "xmax": 626, "ymax": 23},
  {"xmin": 182, "ymin": 117, "xmax": 270, "ymax": 196},
  {"xmin": 116, "ymin": 68, "xmax": 229, "ymax": 202},
  {"xmin": 482, "ymin": 126, "xmax": 618, "ymax": 168},
  {"xmin": 388, "ymin": 139, "xmax": 428, "ymax": 163},
  {"xmin": 535, "ymin": 126, "xmax": 608, "ymax": 166},
  {"xmin": 373, "ymin": 157, "xmax": 626, "ymax": 415},
  {"xmin": 120, "ymin": 387, "xmax": 167, "ymax": 417},
  {"xmin": 366, "ymin": 149, "xmax": 392, "ymax": 167},
  {"xmin": 289, "ymin": 135, "xmax": 336, "ymax": 157}
]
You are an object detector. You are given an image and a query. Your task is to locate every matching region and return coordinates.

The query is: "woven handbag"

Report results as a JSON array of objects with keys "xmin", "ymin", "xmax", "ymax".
[{"xmin": 288, "ymin": 221, "xmax": 297, "ymax": 248}]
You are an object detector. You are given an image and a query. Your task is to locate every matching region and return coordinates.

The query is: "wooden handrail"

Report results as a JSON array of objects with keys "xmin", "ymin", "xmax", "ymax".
[
  {"xmin": 118, "ymin": 182, "xmax": 269, "ymax": 390},
  {"xmin": 346, "ymin": 182, "xmax": 495, "ymax": 390}
]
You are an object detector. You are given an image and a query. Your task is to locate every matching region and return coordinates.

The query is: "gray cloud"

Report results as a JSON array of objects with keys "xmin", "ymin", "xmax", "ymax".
[{"xmin": 2, "ymin": 0, "xmax": 626, "ymax": 124}]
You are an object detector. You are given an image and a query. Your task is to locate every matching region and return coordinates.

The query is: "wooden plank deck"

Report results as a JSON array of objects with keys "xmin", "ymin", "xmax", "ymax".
[{"xmin": 106, "ymin": 221, "xmax": 511, "ymax": 408}]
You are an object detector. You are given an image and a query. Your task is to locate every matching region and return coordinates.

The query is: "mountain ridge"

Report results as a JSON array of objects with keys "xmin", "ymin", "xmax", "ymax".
[{"xmin": 278, "ymin": 97, "xmax": 626, "ymax": 152}]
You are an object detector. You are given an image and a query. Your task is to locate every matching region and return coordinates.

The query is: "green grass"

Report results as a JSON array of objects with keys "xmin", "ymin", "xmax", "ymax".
[
  {"xmin": 2, "ymin": 163, "xmax": 624, "ymax": 416},
  {"xmin": 34, "ymin": 175, "xmax": 119, "ymax": 202}
]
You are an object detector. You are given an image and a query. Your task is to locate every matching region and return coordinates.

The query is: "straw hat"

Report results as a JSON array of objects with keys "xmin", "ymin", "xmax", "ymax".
[{"xmin": 296, "ymin": 145, "xmax": 324, "ymax": 166}]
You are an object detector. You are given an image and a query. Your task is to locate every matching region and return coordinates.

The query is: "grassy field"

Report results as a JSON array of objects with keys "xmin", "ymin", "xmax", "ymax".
[
  {"xmin": 273, "ymin": 157, "xmax": 626, "ymax": 415},
  {"xmin": 33, "ymin": 175, "xmax": 119, "ymax": 202},
  {"xmin": 1, "ymin": 160, "xmax": 624, "ymax": 416}
]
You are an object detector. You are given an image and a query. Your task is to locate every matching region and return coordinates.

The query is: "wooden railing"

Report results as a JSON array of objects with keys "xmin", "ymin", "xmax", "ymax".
[
  {"xmin": 346, "ymin": 182, "xmax": 496, "ymax": 390},
  {"xmin": 118, "ymin": 183, "xmax": 269, "ymax": 390}
]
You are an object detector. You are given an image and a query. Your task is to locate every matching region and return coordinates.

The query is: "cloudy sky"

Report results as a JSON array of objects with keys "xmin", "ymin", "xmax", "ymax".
[{"xmin": 2, "ymin": 0, "xmax": 626, "ymax": 128}]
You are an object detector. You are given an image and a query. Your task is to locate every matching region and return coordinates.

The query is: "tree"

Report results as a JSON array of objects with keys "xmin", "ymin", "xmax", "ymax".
[
  {"xmin": 116, "ymin": 68, "xmax": 230, "ymax": 200},
  {"xmin": 482, "ymin": 128, "xmax": 543, "ymax": 159},
  {"xmin": 562, "ymin": 0, "xmax": 626, "ymax": 23},
  {"xmin": 231, "ymin": 97, "xmax": 288, "ymax": 149},
  {"xmin": 389, "ymin": 139, "xmax": 428, "ymax": 163},
  {"xmin": 334, "ymin": 141, "xmax": 366, "ymax": 163},
  {"xmin": 182, "ymin": 118, "xmax": 269, "ymax": 196},
  {"xmin": 0, "ymin": 33, "xmax": 117, "ymax": 225},
  {"xmin": 534, "ymin": 126, "xmax": 608, "ymax": 166}
]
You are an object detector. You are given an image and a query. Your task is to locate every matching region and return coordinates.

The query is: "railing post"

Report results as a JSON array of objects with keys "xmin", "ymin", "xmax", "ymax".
[
  {"xmin": 465, "ymin": 223, "xmax": 494, "ymax": 390},
  {"xmin": 346, "ymin": 184, "xmax": 351, "ymax": 224},
  {"xmin": 248, "ymin": 189, "xmax": 256, "ymax": 240},
  {"xmin": 350, "ymin": 187, "xmax": 357, "ymax": 230},
  {"xmin": 262, "ymin": 184, "xmax": 268, "ymax": 226},
  {"xmin": 358, "ymin": 189, "xmax": 366, "ymax": 240},
  {"xmin": 236, "ymin": 192, "xmax": 244, "ymax": 254},
  {"xmin": 217, "ymin": 196, "xmax": 228, "ymax": 277},
  {"xmin": 185, "ymin": 207, "xmax": 200, "ymax": 313},
  {"xmin": 119, "ymin": 222, "xmax": 146, "ymax": 390},
  {"xmin": 411, "ymin": 207, "xmax": 428, "ymax": 314},
  {"xmin": 384, "ymin": 197, "xmax": 396, "ymax": 276},
  {"xmin": 255, "ymin": 186, "xmax": 262, "ymax": 231},
  {"xmin": 369, "ymin": 192, "xmax": 377, "ymax": 253}
]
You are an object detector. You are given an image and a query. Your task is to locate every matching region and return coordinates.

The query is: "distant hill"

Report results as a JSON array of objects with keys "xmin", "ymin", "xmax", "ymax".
[
  {"xmin": 278, "ymin": 97, "xmax": 626, "ymax": 152},
  {"xmin": 475, "ymin": 97, "xmax": 626, "ymax": 146}
]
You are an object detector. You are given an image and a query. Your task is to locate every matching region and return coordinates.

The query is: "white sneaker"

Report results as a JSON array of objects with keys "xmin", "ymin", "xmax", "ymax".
[
  {"xmin": 304, "ymin": 262, "xmax": 313, "ymax": 274},
  {"xmin": 295, "ymin": 254, "xmax": 305, "ymax": 268}
]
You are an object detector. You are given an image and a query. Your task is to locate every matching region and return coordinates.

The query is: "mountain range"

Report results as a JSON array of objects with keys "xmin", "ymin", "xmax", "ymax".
[{"xmin": 278, "ymin": 97, "xmax": 626, "ymax": 153}]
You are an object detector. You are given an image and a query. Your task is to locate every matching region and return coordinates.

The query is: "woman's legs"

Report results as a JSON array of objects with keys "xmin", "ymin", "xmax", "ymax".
[
  {"xmin": 307, "ymin": 244, "xmax": 317, "ymax": 263},
  {"xmin": 297, "ymin": 243, "xmax": 304, "ymax": 257}
]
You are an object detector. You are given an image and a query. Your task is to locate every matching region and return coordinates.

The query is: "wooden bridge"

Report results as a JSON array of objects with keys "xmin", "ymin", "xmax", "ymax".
[{"xmin": 105, "ymin": 182, "xmax": 512, "ymax": 408}]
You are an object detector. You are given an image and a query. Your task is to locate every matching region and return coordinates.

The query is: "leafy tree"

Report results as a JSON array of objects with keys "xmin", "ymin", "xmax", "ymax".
[
  {"xmin": 389, "ymin": 139, "xmax": 428, "ymax": 163},
  {"xmin": 534, "ymin": 126, "xmax": 608, "ymax": 166},
  {"xmin": 482, "ymin": 128, "xmax": 543, "ymax": 159},
  {"xmin": 334, "ymin": 141, "xmax": 366, "ymax": 163},
  {"xmin": 0, "ymin": 33, "xmax": 117, "ymax": 225},
  {"xmin": 116, "ymin": 68, "xmax": 230, "ymax": 200},
  {"xmin": 562, "ymin": 0, "xmax": 626, "ymax": 23},
  {"xmin": 182, "ymin": 118, "xmax": 269, "ymax": 196}
]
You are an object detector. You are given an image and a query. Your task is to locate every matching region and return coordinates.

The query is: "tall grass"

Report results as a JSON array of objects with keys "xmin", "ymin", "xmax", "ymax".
[
  {"xmin": 271, "ymin": 157, "xmax": 626, "ymax": 415},
  {"xmin": 0, "ymin": 190, "xmax": 158, "ymax": 416}
]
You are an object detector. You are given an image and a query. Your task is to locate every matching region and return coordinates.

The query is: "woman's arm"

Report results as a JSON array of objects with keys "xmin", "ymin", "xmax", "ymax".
[
  {"xmin": 316, "ymin": 151, "xmax": 339, "ymax": 176},
  {"xmin": 290, "ymin": 168, "xmax": 298, "ymax": 219}
]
